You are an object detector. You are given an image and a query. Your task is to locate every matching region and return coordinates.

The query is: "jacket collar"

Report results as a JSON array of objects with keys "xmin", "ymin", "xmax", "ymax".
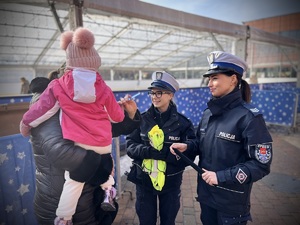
[
  {"xmin": 207, "ymin": 89, "xmax": 243, "ymax": 115},
  {"xmin": 147, "ymin": 101, "xmax": 178, "ymax": 128}
]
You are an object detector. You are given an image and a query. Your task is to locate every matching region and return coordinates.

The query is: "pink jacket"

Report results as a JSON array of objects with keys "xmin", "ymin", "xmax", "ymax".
[{"xmin": 21, "ymin": 68, "xmax": 124, "ymax": 146}]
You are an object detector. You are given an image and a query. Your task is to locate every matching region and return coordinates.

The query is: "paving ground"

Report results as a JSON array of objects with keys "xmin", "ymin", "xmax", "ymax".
[{"xmin": 112, "ymin": 124, "xmax": 300, "ymax": 225}]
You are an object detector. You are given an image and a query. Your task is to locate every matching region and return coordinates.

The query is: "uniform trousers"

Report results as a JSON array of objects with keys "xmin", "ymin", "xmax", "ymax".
[
  {"xmin": 200, "ymin": 203, "xmax": 251, "ymax": 225},
  {"xmin": 135, "ymin": 184, "xmax": 181, "ymax": 225}
]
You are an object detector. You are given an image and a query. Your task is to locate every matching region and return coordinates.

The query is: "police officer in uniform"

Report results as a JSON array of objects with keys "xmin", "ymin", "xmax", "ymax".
[
  {"xmin": 126, "ymin": 71, "xmax": 196, "ymax": 225},
  {"xmin": 170, "ymin": 51, "xmax": 273, "ymax": 225}
]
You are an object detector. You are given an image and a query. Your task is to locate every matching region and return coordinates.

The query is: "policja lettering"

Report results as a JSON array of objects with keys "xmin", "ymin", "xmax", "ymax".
[
  {"xmin": 169, "ymin": 136, "xmax": 180, "ymax": 141},
  {"xmin": 218, "ymin": 131, "xmax": 235, "ymax": 140}
]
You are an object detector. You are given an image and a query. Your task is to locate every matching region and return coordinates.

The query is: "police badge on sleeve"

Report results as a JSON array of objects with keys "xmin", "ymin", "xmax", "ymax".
[{"xmin": 254, "ymin": 143, "xmax": 272, "ymax": 164}]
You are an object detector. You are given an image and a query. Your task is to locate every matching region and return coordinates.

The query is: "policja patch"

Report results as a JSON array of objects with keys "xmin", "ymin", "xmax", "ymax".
[{"xmin": 255, "ymin": 143, "xmax": 272, "ymax": 164}]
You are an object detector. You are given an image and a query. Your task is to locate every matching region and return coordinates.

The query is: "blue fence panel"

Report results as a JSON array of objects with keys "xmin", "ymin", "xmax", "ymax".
[
  {"xmin": 252, "ymin": 83, "xmax": 300, "ymax": 113},
  {"xmin": 259, "ymin": 82, "xmax": 296, "ymax": 90},
  {"xmin": 297, "ymin": 88, "xmax": 300, "ymax": 113},
  {"xmin": 251, "ymin": 90, "xmax": 298, "ymax": 127},
  {"xmin": 0, "ymin": 134, "xmax": 38, "ymax": 225},
  {"xmin": 249, "ymin": 84, "xmax": 260, "ymax": 90},
  {"xmin": 0, "ymin": 95, "xmax": 32, "ymax": 104},
  {"xmin": 176, "ymin": 87, "xmax": 211, "ymax": 127}
]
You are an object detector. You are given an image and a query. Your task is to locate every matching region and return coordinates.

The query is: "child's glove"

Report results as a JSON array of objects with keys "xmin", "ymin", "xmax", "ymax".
[
  {"xmin": 19, "ymin": 120, "xmax": 31, "ymax": 137},
  {"xmin": 148, "ymin": 125, "xmax": 164, "ymax": 151}
]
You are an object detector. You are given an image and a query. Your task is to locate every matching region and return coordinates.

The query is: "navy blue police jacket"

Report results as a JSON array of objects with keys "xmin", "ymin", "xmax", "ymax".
[
  {"xmin": 187, "ymin": 89, "xmax": 273, "ymax": 215},
  {"xmin": 126, "ymin": 102, "xmax": 196, "ymax": 194}
]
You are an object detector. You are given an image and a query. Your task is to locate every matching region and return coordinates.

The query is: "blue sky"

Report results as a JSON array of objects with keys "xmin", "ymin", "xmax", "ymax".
[{"xmin": 140, "ymin": 0, "xmax": 300, "ymax": 24}]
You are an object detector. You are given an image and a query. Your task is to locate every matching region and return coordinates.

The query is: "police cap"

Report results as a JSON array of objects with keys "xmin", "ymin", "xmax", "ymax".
[
  {"xmin": 203, "ymin": 51, "xmax": 247, "ymax": 77},
  {"xmin": 148, "ymin": 71, "xmax": 179, "ymax": 93}
]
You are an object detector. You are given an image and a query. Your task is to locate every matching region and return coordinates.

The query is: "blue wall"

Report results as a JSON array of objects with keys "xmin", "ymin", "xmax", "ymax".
[{"xmin": 1, "ymin": 82, "xmax": 299, "ymax": 128}]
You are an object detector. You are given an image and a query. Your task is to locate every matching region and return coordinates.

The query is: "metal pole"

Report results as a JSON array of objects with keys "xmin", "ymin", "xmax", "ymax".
[
  {"xmin": 114, "ymin": 137, "xmax": 122, "ymax": 198},
  {"xmin": 48, "ymin": 0, "xmax": 64, "ymax": 33},
  {"xmin": 69, "ymin": 0, "xmax": 84, "ymax": 30}
]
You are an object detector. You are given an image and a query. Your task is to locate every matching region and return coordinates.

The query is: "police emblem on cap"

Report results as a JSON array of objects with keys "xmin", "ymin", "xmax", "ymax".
[
  {"xmin": 255, "ymin": 143, "xmax": 272, "ymax": 164},
  {"xmin": 149, "ymin": 71, "xmax": 179, "ymax": 93},
  {"xmin": 156, "ymin": 71, "xmax": 163, "ymax": 80},
  {"xmin": 208, "ymin": 52, "xmax": 215, "ymax": 64}
]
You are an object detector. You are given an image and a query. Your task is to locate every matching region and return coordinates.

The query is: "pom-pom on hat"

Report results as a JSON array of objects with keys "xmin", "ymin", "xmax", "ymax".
[
  {"xmin": 148, "ymin": 71, "xmax": 179, "ymax": 93},
  {"xmin": 60, "ymin": 27, "xmax": 101, "ymax": 71},
  {"xmin": 203, "ymin": 51, "xmax": 247, "ymax": 77}
]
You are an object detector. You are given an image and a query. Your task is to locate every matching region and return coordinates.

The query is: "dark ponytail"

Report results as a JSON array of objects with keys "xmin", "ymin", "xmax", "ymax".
[{"xmin": 240, "ymin": 79, "xmax": 251, "ymax": 103}]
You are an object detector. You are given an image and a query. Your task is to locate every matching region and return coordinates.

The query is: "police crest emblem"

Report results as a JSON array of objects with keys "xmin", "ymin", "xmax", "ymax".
[
  {"xmin": 255, "ymin": 143, "xmax": 272, "ymax": 164},
  {"xmin": 207, "ymin": 52, "xmax": 215, "ymax": 64},
  {"xmin": 155, "ymin": 71, "xmax": 163, "ymax": 80}
]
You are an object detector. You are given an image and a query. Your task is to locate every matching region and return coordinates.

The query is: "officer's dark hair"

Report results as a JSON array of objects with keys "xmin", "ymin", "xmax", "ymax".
[
  {"xmin": 224, "ymin": 71, "xmax": 251, "ymax": 103},
  {"xmin": 240, "ymin": 79, "xmax": 251, "ymax": 103}
]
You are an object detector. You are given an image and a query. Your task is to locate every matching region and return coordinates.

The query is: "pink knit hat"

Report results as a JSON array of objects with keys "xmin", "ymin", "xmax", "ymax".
[{"xmin": 60, "ymin": 27, "xmax": 101, "ymax": 70}]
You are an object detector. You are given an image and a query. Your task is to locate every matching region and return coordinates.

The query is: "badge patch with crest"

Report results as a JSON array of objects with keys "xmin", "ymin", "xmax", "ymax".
[{"xmin": 254, "ymin": 143, "xmax": 272, "ymax": 164}]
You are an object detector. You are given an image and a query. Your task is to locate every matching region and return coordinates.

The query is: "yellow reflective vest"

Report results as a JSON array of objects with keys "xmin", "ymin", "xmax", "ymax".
[
  {"xmin": 142, "ymin": 158, "xmax": 166, "ymax": 191},
  {"xmin": 143, "ymin": 125, "xmax": 166, "ymax": 191}
]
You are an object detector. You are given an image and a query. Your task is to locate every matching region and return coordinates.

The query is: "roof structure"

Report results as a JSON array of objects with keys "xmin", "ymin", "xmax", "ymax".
[{"xmin": 1, "ymin": 0, "xmax": 299, "ymax": 73}]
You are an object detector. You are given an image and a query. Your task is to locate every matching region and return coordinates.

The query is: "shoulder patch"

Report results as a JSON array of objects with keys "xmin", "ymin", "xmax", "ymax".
[
  {"xmin": 242, "ymin": 102, "xmax": 262, "ymax": 116},
  {"xmin": 254, "ymin": 143, "xmax": 272, "ymax": 164}
]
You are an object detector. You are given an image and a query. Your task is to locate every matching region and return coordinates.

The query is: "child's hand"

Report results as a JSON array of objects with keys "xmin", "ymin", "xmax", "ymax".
[{"xmin": 20, "ymin": 121, "xmax": 31, "ymax": 137}]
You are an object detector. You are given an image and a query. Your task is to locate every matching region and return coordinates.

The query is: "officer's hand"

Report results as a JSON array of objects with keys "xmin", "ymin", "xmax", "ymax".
[
  {"xmin": 202, "ymin": 168, "xmax": 218, "ymax": 186},
  {"xmin": 170, "ymin": 143, "xmax": 187, "ymax": 155}
]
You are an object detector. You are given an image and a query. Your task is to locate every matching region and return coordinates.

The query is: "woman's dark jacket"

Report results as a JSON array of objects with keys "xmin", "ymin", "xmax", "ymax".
[
  {"xmin": 187, "ymin": 90, "xmax": 273, "ymax": 215},
  {"xmin": 126, "ymin": 103, "xmax": 196, "ymax": 194},
  {"xmin": 31, "ymin": 111, "xmax": 140, "ymax": 225}
]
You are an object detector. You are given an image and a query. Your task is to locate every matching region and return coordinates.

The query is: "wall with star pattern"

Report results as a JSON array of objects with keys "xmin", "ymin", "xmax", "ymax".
[{"xmin": 0, "ymin": 134, "xmax": 37, "ymax": 224}]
